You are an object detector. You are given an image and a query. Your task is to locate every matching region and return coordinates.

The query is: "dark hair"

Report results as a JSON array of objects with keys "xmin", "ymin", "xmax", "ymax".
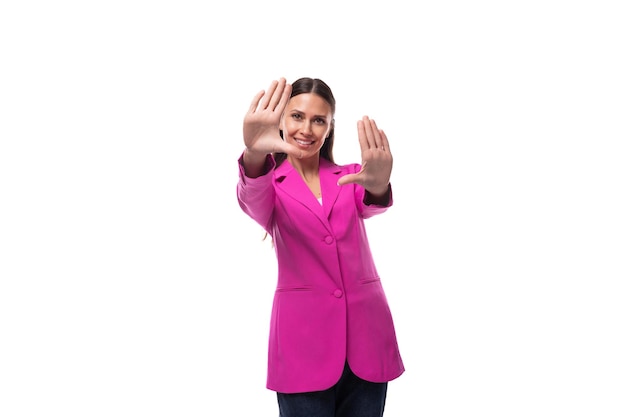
[{"xmin": 276, "ymin": 77, "xmax": 336, "ymax": 166}]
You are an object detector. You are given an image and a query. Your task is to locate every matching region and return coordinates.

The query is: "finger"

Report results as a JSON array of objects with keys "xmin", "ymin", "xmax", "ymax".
[
  {"xmin": 337, "ymin": 163, "xmax": 366, "ymax": 186},
  {"xmin": 258, "ymin": 80, "xmax": 279, "ymax": 110},
  {"xmin": 266, "ymin": 78, "xmax": 288, "ymax": 111},
  {"xmin": 248, "ymin": 89, "xmax": 265, "ymax": 114},
  {"xmin": 362, "ymin": 116, "xmax": 380, "ymax": 150},
  {"xmin": 275, "ymin": 82, "xmax": 292, "ymax": 114},
  {"xmin": 379, "ymin": 129, "xmax": 390, "ymax": 152},
  {"xmin": 337, "ymin": 173, "xmax": 360, "ymax": 186},
  {"xmin": 357, "ymin": 119, "xmax": 369, "ymax": 151},
  {"xmin": 273, "ymin": 140, "xmax": 305, "ymax": 159},
  {"xmin": 367, "ymin": 117, "xmax": 384, "ymax": 149}
]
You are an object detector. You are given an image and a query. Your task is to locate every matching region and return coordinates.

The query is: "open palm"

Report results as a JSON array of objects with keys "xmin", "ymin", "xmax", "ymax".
[
  {"xmin": 243, "ymin": 78, "xmax": 302, "ymax": 158},
  {"xmin": 337, "ymin": 116, "xmax": 393, "ymax": 196}
]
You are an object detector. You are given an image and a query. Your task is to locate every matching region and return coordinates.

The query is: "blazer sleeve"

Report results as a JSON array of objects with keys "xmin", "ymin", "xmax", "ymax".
[
  {"xmin": 360, "ymin": 185, "xmax": 393, "ymax": 219},
  {"xmin": 236, "ymin": 152, "xmax": 276, "ymax": 232}
]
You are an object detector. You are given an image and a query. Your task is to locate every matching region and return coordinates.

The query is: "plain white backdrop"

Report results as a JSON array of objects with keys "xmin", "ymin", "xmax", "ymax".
[{"xmin": 1, "ymin": 1, "xmax": 625, "ymax": 416}]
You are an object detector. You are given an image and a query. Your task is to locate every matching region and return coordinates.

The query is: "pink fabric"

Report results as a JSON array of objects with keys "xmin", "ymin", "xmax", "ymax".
[{"xmin": 237, "ymin": 154, "xmax": 404, "ymax": 393}]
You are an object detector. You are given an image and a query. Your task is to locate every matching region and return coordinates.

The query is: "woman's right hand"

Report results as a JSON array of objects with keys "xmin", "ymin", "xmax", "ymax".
[{"xmin": 243, "ymin": 78, "xmax": 302, "ymax": 160}]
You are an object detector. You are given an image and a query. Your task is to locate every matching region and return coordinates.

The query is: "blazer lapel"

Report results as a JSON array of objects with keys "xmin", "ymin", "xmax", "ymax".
[
  {"xmin": 319, "ymin": 158, "xmax": 344, "ymax": 219},
  {"xmin": 274, "ymin": 159, "xmax": 347, "ymax": 226},
  {"xmin": 275, "ymin": 160, "xmax": 326, "ymax": 221}
]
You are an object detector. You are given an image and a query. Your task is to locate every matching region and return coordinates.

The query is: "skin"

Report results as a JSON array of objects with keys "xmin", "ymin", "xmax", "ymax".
[
  {"xmin": 279, "ymin": 92, "xmax": 332, "ymax": 196},
  {"xmin": 243, "ymin": 78, "xmax": 393, "ymax": 198}
]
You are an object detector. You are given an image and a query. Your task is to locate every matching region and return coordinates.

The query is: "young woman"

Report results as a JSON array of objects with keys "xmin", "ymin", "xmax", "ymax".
[{"xmin": 237, "ymin": 77, "xmax": 404, "ymax": 417}]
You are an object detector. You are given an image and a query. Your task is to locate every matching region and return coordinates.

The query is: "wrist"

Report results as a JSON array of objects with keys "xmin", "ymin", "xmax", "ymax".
[
  {"xmin": 366, "ymin": 183, "xmax": 390, "ymax": 197},
  {"xmin": 244, "ymin": 147, "xmax": 267, "ymax": 162}
]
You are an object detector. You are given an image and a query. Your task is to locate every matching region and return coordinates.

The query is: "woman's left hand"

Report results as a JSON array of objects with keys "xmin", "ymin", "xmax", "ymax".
[{"xmin": 337, "ymin": 116, "xmax": 393, "ymax": 196}]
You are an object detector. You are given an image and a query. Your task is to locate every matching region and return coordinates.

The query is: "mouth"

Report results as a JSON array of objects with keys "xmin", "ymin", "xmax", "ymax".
[{"xmin": 295, "ymin": 139, "xmax": 314, "ymax": 146}]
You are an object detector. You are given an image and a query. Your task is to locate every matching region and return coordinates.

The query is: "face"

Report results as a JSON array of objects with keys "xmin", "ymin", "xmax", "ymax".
[{"xmin": 281, "ymin": 93, "xmax": 333, "ymax": 159}]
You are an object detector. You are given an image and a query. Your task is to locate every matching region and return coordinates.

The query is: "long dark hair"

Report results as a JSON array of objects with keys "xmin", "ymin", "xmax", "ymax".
[{"xmin": 275, "ymin": 77, "xmax": 336, "ymax": 167}]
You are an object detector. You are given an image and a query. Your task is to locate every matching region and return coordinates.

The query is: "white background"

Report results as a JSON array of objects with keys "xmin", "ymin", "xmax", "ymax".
[{"xmin": 1, "ymin": 1, "xmax": 625, "ymax": 416}]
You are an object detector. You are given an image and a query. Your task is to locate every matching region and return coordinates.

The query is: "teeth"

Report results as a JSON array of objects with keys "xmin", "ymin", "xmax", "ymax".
[{"xmin": 296, "ymin": 139, "xmax": 313, "ymax": 145}]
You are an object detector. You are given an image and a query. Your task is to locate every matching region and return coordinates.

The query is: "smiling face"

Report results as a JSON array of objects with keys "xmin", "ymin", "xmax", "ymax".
[{"xmin": 281, "ymin": 93, "xmax": 333, "ymax": 160}]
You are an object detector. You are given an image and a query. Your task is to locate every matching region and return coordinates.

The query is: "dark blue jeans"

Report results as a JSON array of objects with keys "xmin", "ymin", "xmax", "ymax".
[{"xmin": 277, "ymin": 362, "xmax": 388, "ymax": 417}]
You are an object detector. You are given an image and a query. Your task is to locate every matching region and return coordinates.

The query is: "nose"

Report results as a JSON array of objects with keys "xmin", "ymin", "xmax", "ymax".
[{"xmin": 301, "ymin": 120, "xmax": 313, "ymax": 135}]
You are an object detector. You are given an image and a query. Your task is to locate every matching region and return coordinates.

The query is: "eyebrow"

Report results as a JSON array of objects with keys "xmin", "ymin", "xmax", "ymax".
[{"xmin": 290, "ymin": 109, "xmax": 329, "ymax": 119}]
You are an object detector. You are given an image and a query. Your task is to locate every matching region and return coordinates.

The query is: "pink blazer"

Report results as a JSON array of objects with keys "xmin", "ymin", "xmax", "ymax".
[{"xmin": 237, "ymin": 154, "xmax": 404, "ymax": 393}]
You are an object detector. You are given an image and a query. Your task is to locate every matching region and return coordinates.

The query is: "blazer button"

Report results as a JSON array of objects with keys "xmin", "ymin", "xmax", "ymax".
[
  {"xmin": 333, "ymin": 289, "xmax": 343, "ymax": 298},
  {"xmin": 324, "ymin": 236, "xmax": 334, "ymax": 244}
]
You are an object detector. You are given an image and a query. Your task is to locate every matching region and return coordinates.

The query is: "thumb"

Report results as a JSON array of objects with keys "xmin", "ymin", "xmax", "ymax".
[
  {"xmin": 337, "ymin": 162, "xmax": 366, "ymax": 186},
  {"xmin": 337, "ymin": 173, "xmax": 360, "ymax": 186},
  {"xmin": 275, "ymin": 142, "xmax": 305, "ymax": 159}
]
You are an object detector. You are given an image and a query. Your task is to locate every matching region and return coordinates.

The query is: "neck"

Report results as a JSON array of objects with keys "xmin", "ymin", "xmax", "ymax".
[{"xmin": 288, "ymin": 155, "xmax": 320, "ymax": 181}]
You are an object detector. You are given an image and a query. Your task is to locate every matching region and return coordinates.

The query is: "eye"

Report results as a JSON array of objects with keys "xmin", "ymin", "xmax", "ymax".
[
  {"xmin": 314, "ymin": 117, "xmax": 326, "ymax": 125},
  {"xmin": 291, "ymin": 113, "xmax": 302, "ymax": 120}
]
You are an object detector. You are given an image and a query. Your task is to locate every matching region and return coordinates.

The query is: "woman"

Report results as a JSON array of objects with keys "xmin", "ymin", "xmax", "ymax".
[{"xmin": 237, "ymin": 77, "xmax": 404, "ymax": 417}]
